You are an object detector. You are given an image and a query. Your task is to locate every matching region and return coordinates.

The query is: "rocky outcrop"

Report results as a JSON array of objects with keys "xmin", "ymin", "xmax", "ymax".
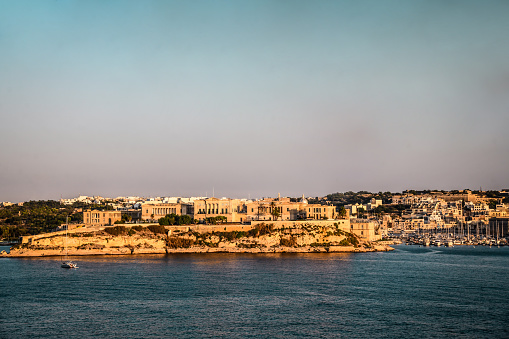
[{"xmin": 6, "ymin": 223, "xmax": 393, "ymax": 257}]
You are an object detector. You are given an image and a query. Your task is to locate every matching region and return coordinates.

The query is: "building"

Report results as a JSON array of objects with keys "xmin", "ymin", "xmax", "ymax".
[
  {"xmin": 193, "ymin": 198, "xmax": 247, "ymax": 223},
  {"xmin": 141, "ymin": 203, "xmax": 183, "ymax": 221},
  {"xmin": 305, "ymin": 204, "xmax": 336, "ymax": 220},
  {"xmin": 83, "ymin": 210, "xmax": 121, "ymax": 226},
  {"xmin": 350, "ymin": 219, "xmax": 382, "ymax": 241},
  {"xmin": 118, "ymin": 209, "xmax": 142, "ymax": 222},
  {"xmin": 246, "ymin": 194, "xmax": 337, "ymax": 221},
  {"xmin": 246, "ymin": 198, "xmax": 305, "ymax": 221}
]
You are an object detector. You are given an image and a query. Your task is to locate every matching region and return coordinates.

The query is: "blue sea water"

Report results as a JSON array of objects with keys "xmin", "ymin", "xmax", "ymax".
[{"xmin": 1, "ymin": 245, "xmax": 508, "ymax": 338}]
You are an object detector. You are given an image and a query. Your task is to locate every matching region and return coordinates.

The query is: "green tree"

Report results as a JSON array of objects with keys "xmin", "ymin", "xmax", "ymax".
[
  {"xmin": 488, "ymin": 200, "xmax": 497, "ymax": 210},
  {"xmin": 270, "ymin": 202, "xmax": 280, "ymax": 221},
  {"xmin": 121, "ymin": 214, "xmax": 132, "ymax": 223},
  {"xmin": 337, "ymin": 206, "xmax": 347, "ymax": 218},
  {"xmin": 159, "ymin": 214, "xmax": 195, "ymax": 226}
]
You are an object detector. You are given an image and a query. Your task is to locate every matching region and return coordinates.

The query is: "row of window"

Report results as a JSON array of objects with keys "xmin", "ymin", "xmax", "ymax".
[{"xmin": 197, "ymin": 209, "xmax": 228, "ymax": 214}]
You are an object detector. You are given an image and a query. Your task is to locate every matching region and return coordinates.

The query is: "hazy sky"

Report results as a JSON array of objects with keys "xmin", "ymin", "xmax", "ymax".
[{"xmin": 1, "ymin": 0, "xmax": 508, "ymax": 202}]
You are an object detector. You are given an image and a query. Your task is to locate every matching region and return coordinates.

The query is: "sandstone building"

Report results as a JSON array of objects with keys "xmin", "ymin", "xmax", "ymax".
[{"xmin": 83, "ymin": 210, "xmax": 121, "ymax": 226}]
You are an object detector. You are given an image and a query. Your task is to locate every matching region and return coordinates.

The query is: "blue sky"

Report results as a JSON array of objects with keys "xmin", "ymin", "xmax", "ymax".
[{"xmin": 1, "ymin": 0, "xmax": 508, "ymax": 202}]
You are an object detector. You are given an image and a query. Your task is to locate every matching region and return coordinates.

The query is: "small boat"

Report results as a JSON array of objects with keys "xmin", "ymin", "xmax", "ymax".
[
  {"xmin": 61, "ymin": 217, "xmax": 78, "ymax": 269},
  {"xmin": 61, "ymin": 261, "xmax": 78, "ymax": 269}
]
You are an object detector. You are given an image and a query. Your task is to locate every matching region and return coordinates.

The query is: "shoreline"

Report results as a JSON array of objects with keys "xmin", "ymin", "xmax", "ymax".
[{"xmin": 3, "ymin": 245, "xmax": 394, "ymax": 258}]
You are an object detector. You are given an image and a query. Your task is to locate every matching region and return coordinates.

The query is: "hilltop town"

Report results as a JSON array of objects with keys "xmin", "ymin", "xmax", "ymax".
[{"xmin": 1, "ymin": 189, "xmax": 508, "ymax": 256}]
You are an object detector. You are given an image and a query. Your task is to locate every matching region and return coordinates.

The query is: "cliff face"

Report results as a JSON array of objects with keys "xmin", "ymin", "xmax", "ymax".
[
  {"xmin": 6, "ymin": 223, "xmax": 392, "ymax": 257},
  {"xmin": 8, "ymin": 232, "xmax": 166, "ymax": 256}
]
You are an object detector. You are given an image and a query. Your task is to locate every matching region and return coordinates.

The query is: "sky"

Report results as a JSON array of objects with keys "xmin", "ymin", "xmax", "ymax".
[{"xmin": 1, "ymin": 0, "xmax": 508, "ymax": 202}]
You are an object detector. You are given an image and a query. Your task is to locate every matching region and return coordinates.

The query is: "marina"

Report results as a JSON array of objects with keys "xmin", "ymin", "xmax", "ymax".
[{"xmin": 394, "ymin": 222, "xmax": 508, "ymax": 247}]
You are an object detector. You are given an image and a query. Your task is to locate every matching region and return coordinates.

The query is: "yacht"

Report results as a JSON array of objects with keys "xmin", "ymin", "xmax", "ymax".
[
  {"xmin": 61, "ymin": 261, "xmax": 78, "ymax": 269},
  {"xmin": 61, "ymin": 217, "xmax": 78, "ymax": 269}
]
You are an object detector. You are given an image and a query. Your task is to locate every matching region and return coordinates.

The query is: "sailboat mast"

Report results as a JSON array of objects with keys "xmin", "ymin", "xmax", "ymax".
[{"xmin": 65, "ymin": 216, "xmax": 68, "ymax": 259}]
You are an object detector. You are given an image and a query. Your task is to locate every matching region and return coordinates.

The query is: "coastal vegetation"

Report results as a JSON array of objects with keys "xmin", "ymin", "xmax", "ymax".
[
  {"xmin": 166, "ymin": 236, "xmax": 194, "ymax": 248},
  {"xmin": 0, "ymin": 200, "xmax": 86, "ymax": 240},
  {"xmin": 147, "ymin": 225, "xmax": 168, "ymax": 234},
  {"xmin": 158, "ymin": 214, "xmax": 194, "ymax": 226},
  {"xmin": 104, "ymin": 226, "xmax": 129, "ymax": 236}
]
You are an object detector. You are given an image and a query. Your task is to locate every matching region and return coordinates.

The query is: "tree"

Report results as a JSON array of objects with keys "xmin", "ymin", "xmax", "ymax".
[
  {"xmin": 270, "ymin": 202, "xmax": 280, "ymax": 221},
  {"xmin": 337, "ymin": 206, "xmax": 347, "ymax": 218},
  {"xmin": 159, "ymin": 214, "xmax": 194, "ymax": 226},
  {"xmin": 121, "ymin": 214, "xmax": 132, "ymax": 223},
  {"xmin": 488, "ymin": 200, "xmax": 497, "ymax": 210}
]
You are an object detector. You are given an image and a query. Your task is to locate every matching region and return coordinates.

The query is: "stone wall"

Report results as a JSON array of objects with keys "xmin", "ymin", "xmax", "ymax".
[
  {"xmin": 187, "ymin": 224, "xmax": 255, "ymax": 234},
  {"xmin": 251, "ymin": 219, "xmax": 351, "ymax": 232}
]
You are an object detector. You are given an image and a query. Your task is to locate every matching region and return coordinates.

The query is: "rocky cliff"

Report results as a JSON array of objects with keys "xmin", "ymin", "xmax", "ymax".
[{"xmin": 4, "ymin": 223, "xmax": 393, "ymax": 257}]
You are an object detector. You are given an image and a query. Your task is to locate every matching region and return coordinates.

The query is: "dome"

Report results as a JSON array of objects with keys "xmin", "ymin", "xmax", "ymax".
[{"xmin": 300, "ymin": 194, "xmax": 308, "ymax": 204}]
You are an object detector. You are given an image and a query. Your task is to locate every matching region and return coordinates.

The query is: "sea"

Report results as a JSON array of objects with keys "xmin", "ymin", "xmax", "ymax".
[{"xmin": 1, "ymin": 245, "xmax": 508, "ymax": 338}]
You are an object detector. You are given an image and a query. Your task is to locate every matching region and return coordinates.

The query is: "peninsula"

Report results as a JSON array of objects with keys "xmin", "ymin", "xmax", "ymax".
[
  {"xmin": 4, "ymin": 221, "xmax": 393, "ymax": 257},
  {"xmin": 4, "ymin": 189, "xmax": 506, "ymax": 257}
]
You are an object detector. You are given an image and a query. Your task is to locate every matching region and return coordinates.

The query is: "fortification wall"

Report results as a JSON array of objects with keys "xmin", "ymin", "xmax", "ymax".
[
  {"xmin": 251, "ymin": 219, "xmax": 351, "ymax": 232},
  {"xmin": 187, "ymin": 224, "xmax": 255, "ymax": 234}
]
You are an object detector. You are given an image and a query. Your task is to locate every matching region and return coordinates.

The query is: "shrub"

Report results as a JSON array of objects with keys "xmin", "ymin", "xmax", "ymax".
[
  {"xmin": 280, "ymin": 237, "xmax": 297, "ymax": 247},
  {"xmin": 338, "ymin": 238, "xmax": 351, "ymax": 246},
  {"xmin": 131, "ymin": 225, "xmax": 143, "ymax": 232},
  {"xmin": 159, "ymin": 214, "xmax": 194, "ymax": 226},
  {"xmin": 166, "ymin": 236, "xmax": 195, "ymax": 248},
  {"xmin": 77, "ymin": 243, "xmax": 105, "ymax": 249},
  {"xmin": 248, "ymin": 223, "xmax": 274, "ymax": 237},
  {"xmin": 235, "ymin": 231, "xmax": 247, "ymax": 239},
  {"xmin": 216, "ymin": 231, "xmax": 248, "ymax": 241},
  {"xmin": 338, "ymin": 233, "xmax": 360, "ymax": 247},
  {"xmin": 148, "ymin": 225, "xmax": 167, "ymax": 234},
  {"xmin": 104, "ymin": 226, "xmax": 127, "ymax": 236}
]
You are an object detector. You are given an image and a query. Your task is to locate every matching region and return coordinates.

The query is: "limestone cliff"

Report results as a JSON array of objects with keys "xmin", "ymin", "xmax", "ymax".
[{"xmin": 5, "ymin": 223, "xmax": 393, "ymax": 257}]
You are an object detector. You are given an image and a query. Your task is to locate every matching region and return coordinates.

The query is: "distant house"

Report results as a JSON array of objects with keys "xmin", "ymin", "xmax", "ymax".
[
  {"xmin": 83, "ymin": 210, "xmax": 121, "ymax": 226},
  {"xmin": 141, "ymin": 202, "xmax": 184, "ymax": 221},
  {"xmin": 350, "ymin": 219, "xmax": 381, "ymax": 241}
]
